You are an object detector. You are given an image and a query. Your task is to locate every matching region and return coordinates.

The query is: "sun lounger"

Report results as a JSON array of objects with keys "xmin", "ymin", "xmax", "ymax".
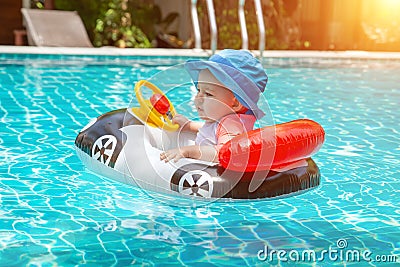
[{"xmin": 21, "ymin": 8, "xmax": 93, "ymax": 47}]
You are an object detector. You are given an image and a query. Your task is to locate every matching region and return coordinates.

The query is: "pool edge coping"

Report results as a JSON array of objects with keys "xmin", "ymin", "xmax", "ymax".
[{"xmin": 2, "ymin": 46, "xmax": 400, "ymax": 59}]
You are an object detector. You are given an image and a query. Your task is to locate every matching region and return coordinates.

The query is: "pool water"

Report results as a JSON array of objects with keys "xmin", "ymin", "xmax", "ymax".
[{"xmin": 0, "ymin": 53, "xmax": 399, "ymax": 266}]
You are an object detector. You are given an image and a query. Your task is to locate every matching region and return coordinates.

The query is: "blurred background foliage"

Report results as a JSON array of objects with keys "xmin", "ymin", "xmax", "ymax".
[
  {"xmin": 33, "ymin": 0, "xmax": 300, "ymax": 49},
  {"xmin": 49, "ymin": 0, "xmax": 178, "ymax": 48},
  {"xmin": 53, "ymin": 0, "xmax": 155, "ymax": 48},
  {"xmin": 25, "ymin": 0, "xmax": 400, "ymax": 51},
  {"xmin": 92, "ymin": 0, "xmax": 151, "ymax": 48}
]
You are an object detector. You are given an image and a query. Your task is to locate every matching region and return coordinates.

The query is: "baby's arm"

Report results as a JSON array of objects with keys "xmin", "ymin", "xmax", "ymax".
[
  {"xmin": 160, "ymin": 145, "xmax": 218, "ymax": 163},
  {"xmin": 160, "ymin": 114, "xmax": 211, "ymax": 162},
  {"xmin": 172, "ymin": 114, "xmax": 203, "ymax": 133}
]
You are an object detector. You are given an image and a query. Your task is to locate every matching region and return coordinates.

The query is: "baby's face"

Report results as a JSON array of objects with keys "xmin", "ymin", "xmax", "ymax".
[{"xmin": 194, "ymin": 70, "xmax": 238, "ymax": 122}]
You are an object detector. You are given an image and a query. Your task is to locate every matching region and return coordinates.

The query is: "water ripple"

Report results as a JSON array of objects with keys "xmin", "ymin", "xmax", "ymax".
[{"xmin": 0, "ymin": 57, "xmax": 399, "ymax": 266}]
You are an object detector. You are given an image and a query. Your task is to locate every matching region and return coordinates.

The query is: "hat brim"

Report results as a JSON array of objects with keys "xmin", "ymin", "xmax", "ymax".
[{"xmin": 185, "ymin": 60, "xmax": 265, "ymax": 119}]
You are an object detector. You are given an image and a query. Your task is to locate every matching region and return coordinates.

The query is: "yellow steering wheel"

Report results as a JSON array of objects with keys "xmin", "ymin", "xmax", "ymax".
[{"xmin": 132, "ymin": 80, "xmax": 179, "ymax": 131}]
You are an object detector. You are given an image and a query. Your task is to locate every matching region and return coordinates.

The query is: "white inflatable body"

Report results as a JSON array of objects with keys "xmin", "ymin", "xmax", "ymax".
[{"xmin": 75, "ymin": 108, "xmax": 321, "ymax": 199}]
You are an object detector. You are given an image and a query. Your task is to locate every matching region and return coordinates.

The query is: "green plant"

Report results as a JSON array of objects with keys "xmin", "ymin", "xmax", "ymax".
[
  {"xmin": 93, "ymin": 0, "xmax": 151, "ymax": 48},
  {"xmin": 30, "ymin": 0, "xmax": 44, "ymax": 9},
  {"xmin": 53, "ymin": 0, "xmax": 180, "ymax": 48},
  {"xmin": 54, "ymin": 0, "xmax": 153, "ymax": 48},
  {"xmin": 126, "ymin": 1, "xmax": 180, "ymax": 41}
]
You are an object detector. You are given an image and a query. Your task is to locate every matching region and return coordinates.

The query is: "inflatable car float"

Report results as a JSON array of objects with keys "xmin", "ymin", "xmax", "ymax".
[{"xmin": 75, "ymin": 80, "xmax": 325, "ymax": 200}]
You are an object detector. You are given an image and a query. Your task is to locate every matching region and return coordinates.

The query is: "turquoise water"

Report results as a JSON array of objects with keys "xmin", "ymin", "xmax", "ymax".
[{"xmin": 0, "ymin": 53, "xmax": 399, "ymax": 266}]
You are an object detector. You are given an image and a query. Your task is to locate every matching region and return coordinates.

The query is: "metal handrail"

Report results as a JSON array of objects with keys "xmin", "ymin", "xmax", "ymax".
[
  {"xmin": 190, "ymin": 0, "xmax": 264, "ymax": 56},
  {"xmin": 191, "ymin": 0, "xmax": 202, "ymax": 49},
  {"xmin": 206, "ymin": 0, "xmax": 218, "ymax": 54},
  {"xmin": 238, "ymin": 0, "xmax": 248, "ymax": 50},
  {"xmin": 254, "ymin": 0, "xmax": 265, "ymax": 58}
]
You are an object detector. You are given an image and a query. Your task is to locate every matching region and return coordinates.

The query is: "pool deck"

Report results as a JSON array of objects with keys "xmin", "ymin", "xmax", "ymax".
[{"xmin": 1, "ymin": 45, "xmax": 400, "ymax": 59}]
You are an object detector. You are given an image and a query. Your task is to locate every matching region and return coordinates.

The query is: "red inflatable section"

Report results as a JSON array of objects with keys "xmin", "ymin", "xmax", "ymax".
[{"xmin": 218, "ymin": 119, "xmax": 325, "ymax": 172}]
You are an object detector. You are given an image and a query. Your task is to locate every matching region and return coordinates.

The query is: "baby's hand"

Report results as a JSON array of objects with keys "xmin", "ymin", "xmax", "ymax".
[
  {"xmin": 172, "ymin": 114, "xmax": 190, "ymax": 130},
  {"xmin": 160, "ymin": 148, "xmax": 188, "ymax": 163}
]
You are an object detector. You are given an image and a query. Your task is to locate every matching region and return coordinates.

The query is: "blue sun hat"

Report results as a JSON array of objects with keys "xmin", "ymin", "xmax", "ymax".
[{"xmin": 185, "ymin": 49, "xmax": 268, "ymax": 119}]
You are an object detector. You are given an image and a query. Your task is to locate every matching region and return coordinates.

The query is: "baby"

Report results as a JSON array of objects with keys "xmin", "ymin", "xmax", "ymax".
[{"xmin": 160, "ymin": 49, "xmax": 268, "ymax": 163}]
